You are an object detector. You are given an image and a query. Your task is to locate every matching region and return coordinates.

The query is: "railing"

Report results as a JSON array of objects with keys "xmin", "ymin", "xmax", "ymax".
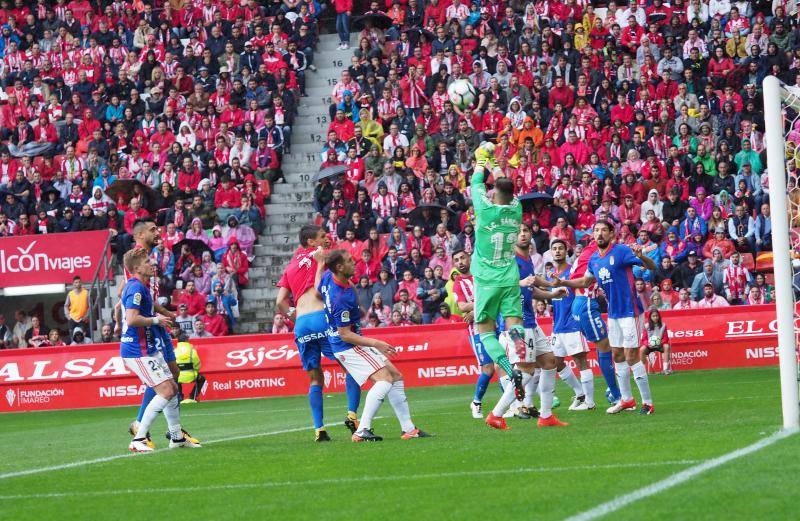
[{"xmin": 86, "ymin": 232, "xmax": 115, "ymax": 341}]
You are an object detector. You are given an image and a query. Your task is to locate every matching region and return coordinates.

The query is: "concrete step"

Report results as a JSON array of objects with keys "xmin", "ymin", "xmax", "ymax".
[
  {"xmin": 252, "ymin": 254, "xmax": 296, "ymax": 267},
  {"xmin": 253, "ymin": 243, "xmax": 299, "ymax": 255},
  {"xmin": 272, "ymin": 182, "xmax": 319, "ymax": 193},
  {"xmin": 269, "ymin": 192, "xmax": 314, "ymax": 204},
  {"xmin": 260, "ymin": 223, "xmax": 307, "ymax": 236},
  {"xmin": 237, "ymin": 322, "xmax": 272, "ymax": 334},
  {"xmin": 265, "ymin": 206, "xmax": 314, "ymax": 217}
]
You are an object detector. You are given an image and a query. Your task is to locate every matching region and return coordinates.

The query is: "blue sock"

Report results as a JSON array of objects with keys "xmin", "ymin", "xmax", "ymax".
[
  {"xmin": 473, "ymin": 372, "xmax": 491, "ymax": 402},
  {"xmin": 598, "ymin": 351, "xmax": 621, "ymax": 401},
  {"xmin": 137, "ymin": 387, "xmax": 156, "ymax": 423},
  {"xmin": 345, "ymin": 374, "xmax": 361, "ymax": 413},
  {"xmin": 309, "ymin": 384, "xmax": 324, "ymax": 429}
]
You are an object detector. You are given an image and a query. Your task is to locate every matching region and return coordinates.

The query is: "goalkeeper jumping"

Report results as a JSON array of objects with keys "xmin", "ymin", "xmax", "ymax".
[{"xmin": 470, "ymin": 143, "xmax": 526, "ymax": 402}]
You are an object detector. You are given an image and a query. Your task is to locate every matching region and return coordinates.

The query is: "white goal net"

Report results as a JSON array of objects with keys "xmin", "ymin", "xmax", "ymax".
[{"xmin": 763, "ymin": 76, "xmax": 800, "ymax": 429}]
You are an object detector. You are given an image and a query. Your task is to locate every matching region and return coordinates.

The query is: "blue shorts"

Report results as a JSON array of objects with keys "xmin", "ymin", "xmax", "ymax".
[
  {"xmin": 294, "ymin": 310, "xmax": 335, "ymax": 371},
  {"xmin": 571, "ymin": 297, "xmax": 608, "ymax": 344},
  {"xmin": 470, "ymin": 333, "xmax": 493, "ymax": 366},
  {"xmin": 144, "ymin": 325, "xmax": 176, "ymax": 362}
]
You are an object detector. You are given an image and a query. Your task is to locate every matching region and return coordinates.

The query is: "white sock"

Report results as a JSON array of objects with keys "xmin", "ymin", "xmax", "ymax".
[
  {"xmin": 162, "ymin": 396, "xmax": 183, "ymax": 441},
  {"xmin": 532, "ymin": 368, "xmax": 541, "ymax": 394},
  {"xmin": 522, "ymin": 372, "xmax": 537, "ymax": 407},
  {"xmin": 499, "ymin": 375, "xmax": 510, "ymax": 391},
  {"xmin": 492, "ymin": 372, "xmax": 530, "ymax": 417},
  {"xmin": 359, "ymin": 380, "xmax": 392, "ymax": 431},
  {"xmin": 580, "ymin": 369, "xmax": 595, "ymax": 405},
  {"xmin": 387, "ymin": 380, "xmax": 415, "ymax": 432},
  {"xmin": 631, "ymin": 361, "xmax": 653, "ymax": 405},
  {"xmin": 558, "ymin": 366, "xmax": 584, "ymax": 397},
  {"xmin": 615, "ymin": 361, "xmax": 633, "ymax": 401},
  {"xmin": 135, "ymin": 394, "xmax": 168, "ymax": 439},
  {"xmin": 538, "ymin": 368, "xmax": 557, "ymax": 418}
]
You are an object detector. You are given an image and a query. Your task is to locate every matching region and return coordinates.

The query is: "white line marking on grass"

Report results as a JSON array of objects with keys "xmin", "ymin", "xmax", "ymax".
[
  {"xmin": 0, "ymin": 460, "xmax": 702, "ymax": 501},
  {"xmin": 563, "ymin": 428, "xmax": 799, "ymax": 521},
  {"xmin": 0, "ymin": 425, "xmax": 311, "ymax": 481}
]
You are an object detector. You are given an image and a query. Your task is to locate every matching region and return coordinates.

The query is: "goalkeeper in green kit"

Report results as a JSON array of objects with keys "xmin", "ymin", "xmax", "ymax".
[{"xmin": 470, "ymin": 142, "xmax": 528, "ymax": 410}]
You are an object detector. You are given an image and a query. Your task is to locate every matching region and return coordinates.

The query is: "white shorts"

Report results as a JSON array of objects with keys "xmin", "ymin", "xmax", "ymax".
[
  {"xmin": 608, "ymin": 316, "xmax": 643, "ymax": 349},
  {"xmin": 502, "ymin": 327, "xmax": 552, "ymax": 364},
  {"xmin": 124, "ymin": 352, "xmax": 172, "ymax": 387},
  {"xmin": 552, "ymin": 331, "xmax": 590, "ymax": 358},
  {"xmin": 333, "ymin": 346, "xmax": 388, "ymax": 385}
]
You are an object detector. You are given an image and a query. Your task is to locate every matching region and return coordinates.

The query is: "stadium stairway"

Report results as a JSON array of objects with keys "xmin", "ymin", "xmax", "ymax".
[{"xmin": 237, "ymin": 33, "xmax": 352, "ymax": 334}]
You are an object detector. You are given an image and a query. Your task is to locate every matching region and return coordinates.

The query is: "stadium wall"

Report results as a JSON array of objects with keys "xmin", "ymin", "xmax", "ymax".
[{"xmin": 0, "ymin": 306, "xmax": 787, "ymax": 412}]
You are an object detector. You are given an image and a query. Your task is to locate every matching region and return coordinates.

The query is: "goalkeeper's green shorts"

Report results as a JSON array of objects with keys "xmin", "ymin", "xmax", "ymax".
[{"xmin": 474, "ymin": 284, "xmax": 522, "ymax": 324}]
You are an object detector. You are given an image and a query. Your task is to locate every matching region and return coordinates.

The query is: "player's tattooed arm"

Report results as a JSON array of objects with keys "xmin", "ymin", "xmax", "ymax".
[
  {"xmin": 631, "ymin": 244, "xmax": 657, "ymax": 271},
  {"xmin": 313, "ymin": 247, "xmax": 326, "ymax": 291}
]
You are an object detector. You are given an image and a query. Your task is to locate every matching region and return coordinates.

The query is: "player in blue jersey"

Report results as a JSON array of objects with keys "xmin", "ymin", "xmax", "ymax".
[
  {"xmin": 548, "ymin": 239, "xmax": 595, "ymax": 411},
  {"xmin": 315, "ymin": 249, "xmax": 431, "ymax": 441},
  {"xmin": 487, "ymin": 222, "xmax": 569, "ymax": 428},
  {"xmin": 120, "ymin": 217, "xmax": 199, "ymax": 449},
  {"xmin": 120, "ymin": 248, "xmax": 201, "ymax": 452},
  {"xmin": 556, "ymin": 221, "xmax": 657, "ymax": 415}
]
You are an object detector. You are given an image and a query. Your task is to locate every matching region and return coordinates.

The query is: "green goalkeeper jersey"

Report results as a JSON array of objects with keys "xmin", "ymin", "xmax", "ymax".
[{"xmin": 470, "ymin": 167, "xmax": 522, "ymax": 288}]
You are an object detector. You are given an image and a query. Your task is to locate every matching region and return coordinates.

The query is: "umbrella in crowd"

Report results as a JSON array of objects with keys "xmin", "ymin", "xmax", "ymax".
[
  {"xmin": 408, "ymin": 203, "xmax": 453, "ymax": 221},
  {"xmin": 104, "ymin": 180, "xmax": 157, "ymax": 212},
  {"xmin": 404, "ymin": 27, "xmax": 435, "ymax": 44},
  {"xmin": 518, "ymin": 192, "xmax": 554, "ymax": 203},
  {"xmin": 171, "ymin": 238, "xmax": 214, "ymax": 259},
  {"xmin": 313, "ymin": 164, "xmax": 348, "ymax": 183},
  {"xmin": 352, "ymin": 13, "xmax": 393, "ymax": 31}
]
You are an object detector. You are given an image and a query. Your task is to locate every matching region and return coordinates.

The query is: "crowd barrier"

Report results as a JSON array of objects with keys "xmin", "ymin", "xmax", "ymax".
[{"xmin": 0, "ymin": 305, "xmax": 787, "ymax": 412}]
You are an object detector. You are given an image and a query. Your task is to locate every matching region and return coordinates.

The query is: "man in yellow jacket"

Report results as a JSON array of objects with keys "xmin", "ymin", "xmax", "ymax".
[{"xmin": 175, "ymin": 334, "xmax": 206, "ymax": 404}]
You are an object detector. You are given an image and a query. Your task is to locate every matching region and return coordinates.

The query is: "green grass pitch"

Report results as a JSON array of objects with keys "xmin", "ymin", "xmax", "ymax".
[{"xmin": 0, "ymin": 366, "xmax": 798, "ymax": 521}]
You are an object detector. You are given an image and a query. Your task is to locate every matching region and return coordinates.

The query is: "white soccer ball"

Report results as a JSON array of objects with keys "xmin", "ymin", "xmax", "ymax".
[
  {"xmin": 648, "ymin": 334, "xmax": 661, "ymax": 348},
  {"xmin": 448, "ymin": 79, "xmax": 477, "ymax": 110}
]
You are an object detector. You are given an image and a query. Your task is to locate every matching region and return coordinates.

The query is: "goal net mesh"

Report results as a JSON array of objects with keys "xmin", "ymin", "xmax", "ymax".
[{"xmin": 774, "ymin": 83, "xmax": 800, "ymax": 380}]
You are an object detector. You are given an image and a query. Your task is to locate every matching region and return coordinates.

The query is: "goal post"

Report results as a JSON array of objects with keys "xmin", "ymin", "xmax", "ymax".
[{"xmin": 762, "ymin": 75, "xmax": 800, "ymax": 429}]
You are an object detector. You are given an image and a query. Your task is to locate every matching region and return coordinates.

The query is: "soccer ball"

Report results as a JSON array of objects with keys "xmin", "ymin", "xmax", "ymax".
[
  {"xmin": 448, "ymin": 79, "xmax": 477, "ymax": 110},
  {"xmin": 649, "ymin": 334, "xmax": 662, "ymax": 349}
]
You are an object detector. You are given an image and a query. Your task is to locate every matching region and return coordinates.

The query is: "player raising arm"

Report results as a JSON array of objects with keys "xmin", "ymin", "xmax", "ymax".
[
  {"xmin": 275, "ymin": 225, "xmax": 361, "ymax": 442},
  {"xmin": 120, "ymin": 248, "xmax": 200, "ymax": 452},
  {"xmin": 315, "ymin": 248, "xmax": 431, "ymax": 441},
  {"xmin": 469, "ymin": 143, "xmax": 528, "ymax": 411},
  {"xmin": 555, "ymin": 221, "xmax": 658, "ymax": 415}
]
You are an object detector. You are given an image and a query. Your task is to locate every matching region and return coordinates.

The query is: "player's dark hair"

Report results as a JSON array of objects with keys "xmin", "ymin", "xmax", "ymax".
[
  {"xmin": 132, "ymin": 217, "xmax": 156, "ymax": 237},
  {"xmin": 298, "ymin": 224, "xmax": 322, "ymax": 248},
  {"xmin": 518, "ymin": 221, "xmax": 531, "ymax": 233},
  {"xmin": 594, "ymin": 219, "xmax": 614, "ymax": 232},
  {"xmin": 550, "ymin": 238, "xmax": 567, "ymax": 250},
  {"xmin": 325, "ymin": 249, "xmax": 349, "ymax": 274},
  {"xmin": 494, "ymin": 177, "xmax": 514, "ymax": 201},
  {"xmin": 451, "ymin": 248, "xmax": 467, "ymax": 258}
]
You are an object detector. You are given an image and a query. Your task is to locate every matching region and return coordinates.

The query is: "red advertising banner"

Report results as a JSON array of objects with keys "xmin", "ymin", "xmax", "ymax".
[
  {"xmin": 0, "ymin": 230, "xmax": 110, "ymax": 287},
  {"xmin": 0, "ymin": 306, "xmax": 787, "ymax": 412}
]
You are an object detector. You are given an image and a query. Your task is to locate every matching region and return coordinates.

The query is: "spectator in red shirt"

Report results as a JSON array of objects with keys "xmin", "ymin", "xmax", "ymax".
[
  {"xmin": 353, "ymin": 248, "xmax": 381, "ymax": 283},
  {"xmin": 434, "ymin": 303, "xmax": 463, "ymax": 324},
  {"xmin": 610, "ymin": 93, "xmax": 634, "ymax": 124},
  {"xmin": 201, "ymin": 301, "xmax": 230, "ymax": 336},
  {"xmin": 178, "ymin": 280, "xmax": 208, "ymax": 316},
  {"xmin": 214, "ymin": 176, "xmax": 242, "ymax": 222}
]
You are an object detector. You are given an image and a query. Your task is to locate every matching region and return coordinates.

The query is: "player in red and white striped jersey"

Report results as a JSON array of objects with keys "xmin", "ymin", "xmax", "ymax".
[{"xmin": 451, "ymin": 249, "xmax": 496, "ymax": 419}]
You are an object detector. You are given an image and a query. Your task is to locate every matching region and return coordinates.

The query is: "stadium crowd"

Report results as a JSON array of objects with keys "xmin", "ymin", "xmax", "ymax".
[
  {"xmin": 311, "ymin": 0, "xmax": 789, "ymax": 328},
  {"xmin": 0, "ymin": 0, "xmax": 323, "ymax": 344}
]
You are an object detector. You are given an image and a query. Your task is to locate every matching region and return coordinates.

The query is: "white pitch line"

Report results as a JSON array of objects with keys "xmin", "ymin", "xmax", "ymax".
[
  {"xmin": 0, "ymin": 460, "xmax": 702, "ymax": 501},
  {"xmin": 0, "ymin": 425, "xmax": 311, "ymax": 481},
  {"xmin": 563, "ymin": 428, "xmax": 799, "ymax": 521}
]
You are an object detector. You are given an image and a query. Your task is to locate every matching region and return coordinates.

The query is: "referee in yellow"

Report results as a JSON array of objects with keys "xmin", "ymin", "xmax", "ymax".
[{"xmin": 175, "ymin": 333, "xmax": 206, "ymax": 404}]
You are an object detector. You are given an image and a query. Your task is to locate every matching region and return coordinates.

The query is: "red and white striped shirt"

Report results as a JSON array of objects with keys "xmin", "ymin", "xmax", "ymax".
[
  {"xmin": 371, "ymin": 192, "xmax": 398, "ymax": 219},
  {"xmin": 452, "ymin": 274, "xmax": 477, "ymax": 335},
  {"xmin": 723, "ymin": 263, "xmax": 750, "ymax": 301}
]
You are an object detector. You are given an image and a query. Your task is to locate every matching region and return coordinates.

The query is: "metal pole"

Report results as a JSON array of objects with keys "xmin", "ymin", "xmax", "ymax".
[{"xmin": 763, "ymin": 75, "xmax": 800, "ymax": 429}]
